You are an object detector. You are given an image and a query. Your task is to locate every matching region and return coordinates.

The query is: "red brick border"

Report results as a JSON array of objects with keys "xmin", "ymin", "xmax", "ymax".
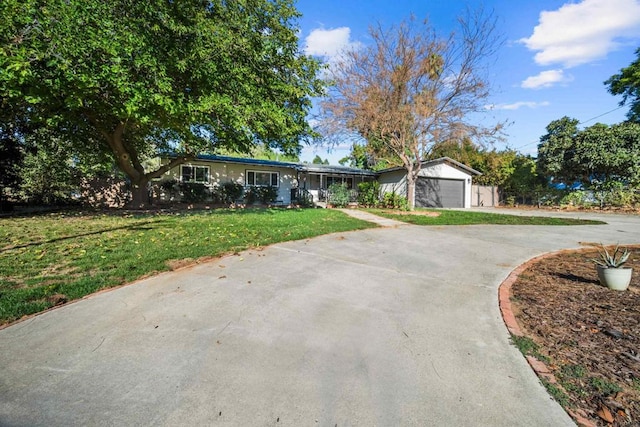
[{"xmin": 499, "ymin": 251, "xmax": 596, "ymax": 427}]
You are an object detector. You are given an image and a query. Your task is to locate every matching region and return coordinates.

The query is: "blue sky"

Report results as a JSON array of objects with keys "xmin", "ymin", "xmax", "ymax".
[{"xmin": 294, "ymin": 0, "xmax": 640, "ymax": 164}]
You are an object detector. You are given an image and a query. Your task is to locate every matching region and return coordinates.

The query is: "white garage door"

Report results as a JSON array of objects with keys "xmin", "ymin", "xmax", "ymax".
[{"xmin": 415, "ymin": 178, "xmax": 464, "ymax": 208}]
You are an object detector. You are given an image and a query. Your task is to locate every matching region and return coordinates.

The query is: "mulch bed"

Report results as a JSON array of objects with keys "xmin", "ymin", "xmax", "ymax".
[{"xmin": 510, "ymin": 245, "xmax": 640, "ymax": 426}]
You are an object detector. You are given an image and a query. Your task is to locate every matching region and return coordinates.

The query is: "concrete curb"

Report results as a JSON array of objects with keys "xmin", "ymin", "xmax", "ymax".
[{"xmin": 498, "ymin": 251, "xmax": 597, "ymax": 427}]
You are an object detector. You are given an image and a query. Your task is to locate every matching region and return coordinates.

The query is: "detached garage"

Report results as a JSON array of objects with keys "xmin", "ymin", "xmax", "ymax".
[{"xmin": 378, "ymin": 157, "xmax": 481, "ymax": 208}]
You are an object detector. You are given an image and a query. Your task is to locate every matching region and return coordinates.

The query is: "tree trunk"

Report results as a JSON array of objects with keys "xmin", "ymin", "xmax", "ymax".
[
  {"xmin": 128, "ymin": 178, "xmax": 150, "ymax": 209},
  {"xmin": 406, "ymin": 172, "xmax": 416, "ymax": 210}
]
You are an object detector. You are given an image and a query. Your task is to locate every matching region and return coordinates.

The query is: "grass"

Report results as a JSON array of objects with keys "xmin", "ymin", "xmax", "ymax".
[
  {"xmin": 510, "ymin": 334, "xmax": 550, "ymax": 364},
  {"xmin": 0, "ymin": 208, "xmax": 375, "ymax": 324},
  {"xmin": 510, "ymin": 335, "xmax": 572, "ymax": 407},
  {"xmin": 541, "ymin": 378, "xmax": 572, "ymax": 408},
  {"xmin": 368, "ymin": 209, "xmax": 606, "ymax": 226}
]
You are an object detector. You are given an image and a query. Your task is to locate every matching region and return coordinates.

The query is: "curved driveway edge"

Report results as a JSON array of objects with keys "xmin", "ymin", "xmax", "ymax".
[
  {"xmin": 1, "ymin": 209, "xmax": 639, "ymax": 426},
  {"xmin": 498, "ymin": 250, "xmax": 596, "ymax": 427}
]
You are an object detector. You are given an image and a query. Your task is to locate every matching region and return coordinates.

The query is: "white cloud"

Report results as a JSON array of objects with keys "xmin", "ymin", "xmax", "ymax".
[
  {"xmin": 520, "ymin": 0, "xmax": 640, "ymax": 67},
  {"xmin": 521, "ymin": 69, "xmax": 573, "ymax": 89},
  {"xmin": 304, "ymin": 27, "xmax": 361, "ymax": 60},
  {"xmin": 487, "ymin": 101, "xmax": 551, "ymax": 111}
]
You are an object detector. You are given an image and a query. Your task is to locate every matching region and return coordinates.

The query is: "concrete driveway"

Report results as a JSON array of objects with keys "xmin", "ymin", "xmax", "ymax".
[{"xmin": 1, "ymin": 209, "xmax": 639, "ymax": 426}]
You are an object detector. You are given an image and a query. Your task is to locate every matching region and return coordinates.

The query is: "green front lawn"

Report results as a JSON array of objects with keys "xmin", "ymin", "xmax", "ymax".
[
  {"xmin": 368, "ymin": 208, "xmax": 607, "ymax": 226},
  {"xmin": 0, "ymin": 208, "xmax": 375, "ymax": 324}
]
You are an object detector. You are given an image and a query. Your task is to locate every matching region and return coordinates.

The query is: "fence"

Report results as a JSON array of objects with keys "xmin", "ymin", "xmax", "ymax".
[{"xmin": 471, "ymin": 185, "xmax": 499, "ymax": 207}]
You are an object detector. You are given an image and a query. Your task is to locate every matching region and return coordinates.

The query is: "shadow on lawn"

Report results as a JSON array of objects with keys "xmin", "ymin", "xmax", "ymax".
[
  {"xmin": 0, "ymin": 207, "xmax": 308, "ymax": 253},
  {"xmin": 0, "ymin": 220, "xmax": 169, "ymax": 253}
]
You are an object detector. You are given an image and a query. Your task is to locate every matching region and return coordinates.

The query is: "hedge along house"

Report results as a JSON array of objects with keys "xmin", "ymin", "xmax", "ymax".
[
  {"xmin": 377, "ymin": 157, "xmax": 481, "ymax": 208},
  {"xmin": 157, "ymin": 154, "xmax": 377, "ymax": 205}
]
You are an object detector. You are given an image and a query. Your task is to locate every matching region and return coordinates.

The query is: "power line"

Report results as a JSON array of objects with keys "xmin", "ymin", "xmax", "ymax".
[
  {"xmin": 509, "ymin": 104, "xmax": 627, "ymax": 153},
  {"xmin": 578, "ymin": 105, "xmax": 625, "ymax": 125}
]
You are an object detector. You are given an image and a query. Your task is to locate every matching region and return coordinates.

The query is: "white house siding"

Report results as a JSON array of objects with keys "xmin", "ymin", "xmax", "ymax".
[
  {"xmin": 378, "ymin": 169, "xmax": 407, "ymax": 196},
  {"xmin": 160, "ymin": 159, "xmax": 297, "ymax": 204},
  {"xmin": 377, "ymin": 161, "xmax": 477, "ymax": 208}
]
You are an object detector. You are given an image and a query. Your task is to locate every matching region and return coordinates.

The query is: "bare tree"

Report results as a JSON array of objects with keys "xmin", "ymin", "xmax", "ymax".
[{"xmin": 320, "ymin": 10, "xmax": 504, "ymax": 209}]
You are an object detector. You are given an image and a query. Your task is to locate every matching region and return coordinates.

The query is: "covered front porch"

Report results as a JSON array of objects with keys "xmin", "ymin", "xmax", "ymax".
[{"xmin": 293, "ymin": 164, "xmax": 377, "ymax": 205}]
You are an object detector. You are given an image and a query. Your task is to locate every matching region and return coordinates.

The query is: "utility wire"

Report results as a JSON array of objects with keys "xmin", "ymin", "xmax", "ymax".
[
  {"xmin": 578, "ymin": 105, "xmax": 625, "ymax": 125},
  {"xmin": 509, "ymin": 104, "xmax": 627, "ymax": 153}
]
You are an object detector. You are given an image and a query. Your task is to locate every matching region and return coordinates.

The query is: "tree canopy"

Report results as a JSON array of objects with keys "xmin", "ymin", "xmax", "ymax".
[
  {"xmin": 319, "ymin": 10, "xmax": 503, "ymax": 208},
  {"xmin": 605, "ymin": 47, "xmax": 640, "ymax": 123},
  {"xmin": 536, "ymin": 116, "xmax": 580, "ymax": 184},
  {"xmin": 0, "ymin": 0, "xmax": 323, "ymax": 205},
  {"xmin": 537, "ymin": 117, "xmax": 640, "ymax": 187},
  {"xmin": 430, "ymin": 138, "xmax": 517, "ymax": 187},
  {"xmin": 311, "ymin": 155, "xmax": 329, "ymax": 165}
]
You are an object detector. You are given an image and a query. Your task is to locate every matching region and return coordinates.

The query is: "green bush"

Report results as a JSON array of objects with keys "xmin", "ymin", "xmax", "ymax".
[
  {"xmin": 380, "ymin": 192, "xmax": 408, "ymax": 210},
  {"xmin": 244, "ymin": 186, "xmax": 278, "ymax": 204},
  {"xmin": 328, "ymin": 183, "xmax": 350, "ymax": 208},
  {"xmin": 159, "ymin": 179, "xmax": 177, "ymax": 192},
  {"xmin": 157, "ymin": 179, "xmax": 178, "ymax": 200},
  {"xmin": 357, "ymin": 181, "xmax": 381, "ymax": 207},
  {"xmin": 179, "ymin": 182, "xmax": 209, "ymax": 203},
  {"xmin": 213, "ymin": 182, "xmax": 244, "ymax": 204},
  {"xmin": 559, "ymin": 190, "xmax": 590, "ymax": 207},
  {"xmin": 604, "ymin": 188, "xmax": 638, "ymax": 207}
]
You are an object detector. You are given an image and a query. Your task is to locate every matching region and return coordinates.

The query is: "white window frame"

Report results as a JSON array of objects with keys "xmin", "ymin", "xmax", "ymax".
[
  {"xmin": 246, "ymin": 170, "xmax": 279, "ymax": 187},
  {"xmin": 181, "ymin": 165, "xmax": 210, "ymax": 184}
]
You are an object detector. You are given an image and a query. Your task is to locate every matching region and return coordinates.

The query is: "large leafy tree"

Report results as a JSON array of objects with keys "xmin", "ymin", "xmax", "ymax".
[
  {"xmin": 575, "ymin": 122, "xmax": 640, "ymax": 185},
  {"xmin": 538, "ymin": 117, "xmax": 640, "ymax": 186},
  {"xmin": 0, "ymin": 127, "xmax": 23, "ymax": 209},
  {"xmin": 0, "ymin": 0, "xmax": 323, "ymax": 206},
  {"xmin": 605, "ymin": 47, "xmax": 640, "ymax": 123},
  {"xmin": 536, "ymin": 116, "xmax": 580, "ymax": 184},
  {"xmin": 320, "ymin": 10, "xmax": 503, "ymax": 209}
]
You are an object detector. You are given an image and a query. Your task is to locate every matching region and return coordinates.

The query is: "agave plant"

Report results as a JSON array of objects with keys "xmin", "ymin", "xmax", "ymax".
[{"xmin": 592, "ymin": 244, "xmax": 630, "ymax": 268}]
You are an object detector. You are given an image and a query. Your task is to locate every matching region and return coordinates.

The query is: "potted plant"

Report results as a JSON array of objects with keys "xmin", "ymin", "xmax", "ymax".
[{"xmin": 592, "ymin": 244, "xmax": 633, "ymax": 291}]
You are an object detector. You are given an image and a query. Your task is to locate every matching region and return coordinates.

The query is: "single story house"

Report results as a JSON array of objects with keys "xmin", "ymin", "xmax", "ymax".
[{"xmin": 158, "ymin": 154, "xmax": 480, "ymax": 208}]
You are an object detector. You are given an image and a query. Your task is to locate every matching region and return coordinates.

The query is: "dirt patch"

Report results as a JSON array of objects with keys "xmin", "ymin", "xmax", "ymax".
[
  {"xmin": 165, "ymin": 256, "xmax": 221, "ymax": 271},
  {"xmin": 510, "ymin": 246, "xmax": 640, "ymax": 426}
]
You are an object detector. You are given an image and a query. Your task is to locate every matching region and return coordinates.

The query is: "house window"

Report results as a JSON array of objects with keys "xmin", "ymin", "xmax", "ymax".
[
  {"xmin": 246, "ymin": 170, "xmax": 279, "ymax": 187},
  {"xmin": 181, "ymin": 165, "xmax": 210, "ymax": 183}
]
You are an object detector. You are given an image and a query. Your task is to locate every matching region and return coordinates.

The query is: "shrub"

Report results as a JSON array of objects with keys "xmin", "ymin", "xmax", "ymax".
[
  {"xmin": 380, "ymin": 192, "xmax": 408, "ymax": 210},
  {"xmin": 559, "ymin": 190, "xmax": 590, "ymax": 207},
  {"xmin": 328, "ymin": 183, "xmax": 350, "ymax": 208},
  {"xmin": 213, "ymin": 182, "xmax": 244, "ymax": 204},
  {"xmin": 159, "ymin": 179, "xmax": 177, "ymax": 192},
  {"xmin": 295, "ymin": 189, "xmax": 314, "ymax": 208},
  {"xmin": 604, "ymin": 188, "xmax": 638, "ymax": 207},
  {"xmin": 157, "ymin": 179, "xmax": 179, "ymax": 201},
  {"xmin": 244, "ymin": 186, "xmax": 278, "ymax": 204},
  {"xmin": 357, "ymin": 181, "xmax": 381, "ymax": 207},
  {"xmin": 179, "ymin": 182, "xmax": 209, "ymax": 203}
]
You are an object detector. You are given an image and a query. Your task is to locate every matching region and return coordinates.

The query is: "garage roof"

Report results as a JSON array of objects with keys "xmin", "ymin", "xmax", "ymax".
[{"xmin": 378, "ymin": 157, "xmax": 481, "ymax": 176}]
